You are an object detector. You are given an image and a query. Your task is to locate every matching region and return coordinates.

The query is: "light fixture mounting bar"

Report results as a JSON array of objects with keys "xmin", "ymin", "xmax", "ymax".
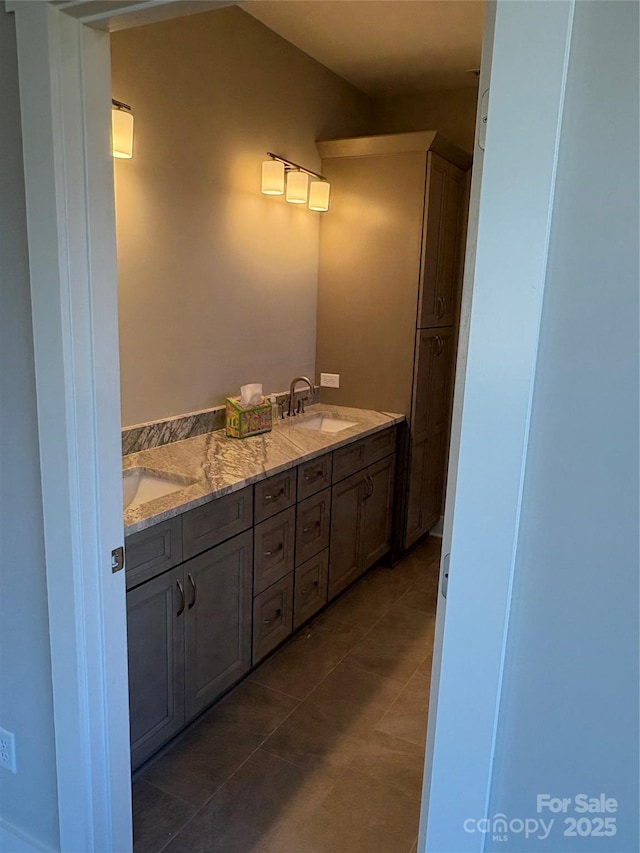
[
  {"xmin": 112, "ymin": 98, "xmax": 131, "ymax": 111},
  {"xmin": 266, "ymin": 152, "xmax": 327, "ymax": 182}
]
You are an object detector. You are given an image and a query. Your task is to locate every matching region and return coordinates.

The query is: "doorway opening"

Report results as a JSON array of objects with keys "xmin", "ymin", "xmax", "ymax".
[{"xmin": 112, "ymin": 4, "xmax": 485, "ymax": 851}]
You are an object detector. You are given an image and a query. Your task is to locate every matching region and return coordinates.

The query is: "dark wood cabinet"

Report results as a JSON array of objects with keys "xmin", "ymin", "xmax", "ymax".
[
  {"xmin": 182, "ymin": 487, "xmax": 252, "ymax": 559},
  {"xmin": 418, "ymin": 154, "xmax": 465, "ymax": 329},
  {"xmin": 362, "ymin": 456, "xmax": 395, "ymax": 569},
  {"xmin": 329, "ymin": 440, "xmax": 396, "ymax": 599},
  {"xmin": 294, "ymin": 550, "xmax": 329, "ymax": 629},
  {"xmin": 295, "ymin": 487, "xmax": 331, "ymax": 566},
  {"xmin": 252, "ymin": 572, "xmax": 294, "ymax": 663},
  {"xmin": 253, "ymin": 507, "xmax": 295, "ymax": 595},
  {"xmin": 316, "ymin": 132, "xmax": 469, "ymax": 553},
  {"xmin": 329, "ymin": 469, "xmax": 364, "ymax": 599},
  {"xmin": 126, "ymin": 565, "xmax": 185, "ymax": 769},
  {"xmin": 125, "ymin": 424, "xmax": 397, "ymax": 769},
  {"xmin": 183, "ymin": 531, "xmax": 253, "ymax": 721},
  {"xmin": 126, "ymin": 530, "xmax": 252, "ymax": 768}
]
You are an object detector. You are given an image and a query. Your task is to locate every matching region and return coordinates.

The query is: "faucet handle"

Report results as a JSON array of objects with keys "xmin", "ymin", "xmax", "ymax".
[{"xmin": 296, "ymin": 396, "xmax": 309, "ymax": 415}]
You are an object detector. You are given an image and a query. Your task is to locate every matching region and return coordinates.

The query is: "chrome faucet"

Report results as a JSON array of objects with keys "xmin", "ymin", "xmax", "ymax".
[{"xmin": 287, "ymin": 376, "xmax": 315, "ymax": 417}]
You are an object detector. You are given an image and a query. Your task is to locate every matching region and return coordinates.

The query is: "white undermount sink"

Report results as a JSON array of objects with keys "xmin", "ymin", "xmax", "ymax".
[
  {"xmin": 293, "ymin": 416, "xmax": 358, "ymax": 434},
  {"xmin": 123, "ymin": 468, "xmax": 194, "ymax": 510}
]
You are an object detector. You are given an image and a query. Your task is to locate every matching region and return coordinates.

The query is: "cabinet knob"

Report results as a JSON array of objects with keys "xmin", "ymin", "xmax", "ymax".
[
  {"xmin": 302, "ymin": 581, "xmax": 320, "ymax": 599},
  {"xmin": 263, "ymin": 608, "xmax": 282, "ymax": 625},
  {"xmin": 264, "ymin": 543, "xmax": 283, "ymax": 557},
  {"xmin": 264, "ymin": 487, "xmax": 285, "ymax": 502},
  {"xmin": 303, "ymin": 521, "xmax": 321, "ymax": 533}
]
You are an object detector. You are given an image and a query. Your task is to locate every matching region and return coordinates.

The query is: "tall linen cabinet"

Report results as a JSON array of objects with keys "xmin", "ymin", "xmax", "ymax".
[{"xmin": 315, "ymin": 131, "xmax": 471, "ymax": 552}]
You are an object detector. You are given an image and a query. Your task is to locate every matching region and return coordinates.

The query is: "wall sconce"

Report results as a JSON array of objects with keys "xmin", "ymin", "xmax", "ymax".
[
  {"xmin": 261, "ymin": 152, "xmax": 330, "ymax": 211},
  {"xmin": 111, "ymin": 99, "xmax": 134, "ymax": 159}
]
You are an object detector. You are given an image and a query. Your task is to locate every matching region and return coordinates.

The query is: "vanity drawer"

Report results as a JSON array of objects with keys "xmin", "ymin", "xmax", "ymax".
[
  {"xmin": 295, "ymin": 488, "xmax": 331, "ymax": 566},
  {"xmin": 332, "ymin": 439, "xmax": 367, "ymax": 483},
  {"xmin": 253, "ymin": 507, "xmax": 295, "ymax": 596},
  {"xmin": 182, "ymin": 487, "xmax": 253, "ymax": 559},
  {"xmin": 297, "ymin": 454, "xmax": 332, "ymax": 501},
  {"xmin": 365, "ymin": 427, "xmax": 397, "ymax": 465},
  {"xmin": 254, "ymin": 470, "xmax": 296, "ymax": 523},
  {"xmin": 252, "ymin": 573, "xmax": 293, "ymax": 663},
  {"xmin": 294, "ymin": 550, "xmax": 329, "ymax": 630},
  {"xmin": 125, "ymin": 517, "xmax": 183, "ymax": 590}
]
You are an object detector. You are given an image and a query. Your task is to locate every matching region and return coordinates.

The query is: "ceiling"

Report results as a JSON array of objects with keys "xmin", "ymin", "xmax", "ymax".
[{"xmin": 240, "ymin": 1, "xmax": 485, "ymax": 97}]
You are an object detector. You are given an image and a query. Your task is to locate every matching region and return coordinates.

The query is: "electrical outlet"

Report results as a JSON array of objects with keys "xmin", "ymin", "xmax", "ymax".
[
  {"xmin": 0, "ymin": 728, "xmax": 16, "ymax": 774},
  {"xmin": 320, "ymin": 373, "xmax": 340, "ymax": 389}
]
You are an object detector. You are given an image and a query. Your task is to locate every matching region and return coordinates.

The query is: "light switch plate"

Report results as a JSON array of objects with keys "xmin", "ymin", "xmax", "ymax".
[{"xmin": 320, "ymin": 373, "xmax": 340, "ymax": 388}]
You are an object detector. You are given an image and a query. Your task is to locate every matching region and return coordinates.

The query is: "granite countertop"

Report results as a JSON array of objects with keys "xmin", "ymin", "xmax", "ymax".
[{"xmin": 123, "ymin": 404, "xmax": 404, "ymax": 535}]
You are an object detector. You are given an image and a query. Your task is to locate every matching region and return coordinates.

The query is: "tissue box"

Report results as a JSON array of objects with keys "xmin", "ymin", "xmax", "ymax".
[{"xmin": 225, "ymin": 396, "xmax": 272, "ymax": 439}]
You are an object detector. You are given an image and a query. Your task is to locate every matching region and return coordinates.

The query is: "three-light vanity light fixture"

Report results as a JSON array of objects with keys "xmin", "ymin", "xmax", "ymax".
[
  {"xmin": 261, "ymin": 153, "xmax": 330, "ymax": 212},
  {"xmin": 112, "ymin": 99, "xmax": 134, "ymax": 159}
]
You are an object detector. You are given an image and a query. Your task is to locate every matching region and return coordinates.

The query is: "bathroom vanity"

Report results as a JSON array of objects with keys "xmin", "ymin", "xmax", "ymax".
[{"xmin": 123, "ymin": 405, "xmax": 401, "ymax": 769}]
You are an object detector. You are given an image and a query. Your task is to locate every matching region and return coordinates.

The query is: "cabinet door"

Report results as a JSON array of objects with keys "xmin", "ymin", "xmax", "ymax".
[
  {"xmin": 254, "ymin": 470, "xmax": 296, "ymax": 523},
  {"xmin": 183, "ymin": 530, "xmax": 253, "ymax": 721},
  {"xmin": 254, "ymin": 507, "xmax": 295, "ymax": 595},
  {"xmin": 294, "ymin": 550, "xmax": 329, "ymax": 630},
  {"xmin": 329, "ymin": 470, "xmax": 365, "ymax": 600},
  {"xmin": 422, "ymin": 431, "xmax": 448, "ymax": 533},
  {"xmin": 404, "ymin": 436, "xmax": 428, "ymax": 549},
  {"xmin": 297, "ymin": 454, "xmax": 332, "ymax": 501},
  {"xmin": 252, "ymin": 573, "xmax": 294, "ymax": 664},
  {"xmin": 411, "ymin": 327, "xmax": 456, "ymax": 441},
  {"xmin": 125, "ymin": 517, "xmax": 182, "ymax": 591},
  {"xmin": 182, "ymin": 487, "xmax": 252, "ymax": 559},
  {"xmin": 295, "ymin": 487, "xmax": 331, "ymax": 566},
  {"xmin": 361, "ymin": 457, "xmax": 395, "ymax": 571},
  {"xmin": 126, "ymin": 566, "xmax": 185, "ymax": 769},
  {"xmin": 419, "ymin": 153, "xmax": 465, "ymax": 328},
  {"xmin": 404, "ymin": 432, "xmax": 448, "ymax": 549}
]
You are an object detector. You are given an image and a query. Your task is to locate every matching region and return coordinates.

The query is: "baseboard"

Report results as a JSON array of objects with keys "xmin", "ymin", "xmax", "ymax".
[
  {"xmin": 429, "ymin": 516, "xmax": 444, "ymax": 538},
  {"xmin": 0, "ymin": 821, "xmax": 55, "ymax": 853}
]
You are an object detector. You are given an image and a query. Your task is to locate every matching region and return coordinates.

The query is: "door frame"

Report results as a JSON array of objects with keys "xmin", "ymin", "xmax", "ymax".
[
  {"xmin": 7, "ymin": 1, "xmax": 574, "ymax": 850},
  {"xmin": 420, "ymin": 1, "xmax": 575, "ymax": 850}
]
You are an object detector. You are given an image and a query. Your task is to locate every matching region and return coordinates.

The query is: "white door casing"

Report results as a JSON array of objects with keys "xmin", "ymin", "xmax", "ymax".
[
  {"xmin": 10, "ymin": 3, "xmax": 130, "ymax": 851},
  {"xmin": 420, "ymin": 2, "xmax": 575, "ymax": 851}
]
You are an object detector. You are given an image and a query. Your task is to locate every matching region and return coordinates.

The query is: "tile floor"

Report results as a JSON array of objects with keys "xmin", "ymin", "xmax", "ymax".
[{"xmin": 132, "ymin": 536, "xmax": 441, "ymax": 853}]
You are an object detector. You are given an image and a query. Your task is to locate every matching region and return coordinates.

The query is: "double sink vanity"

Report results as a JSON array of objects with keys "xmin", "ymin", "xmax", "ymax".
[{"xmin": 123, "ymin": 403, "xmax": 403, "ymax": 769}]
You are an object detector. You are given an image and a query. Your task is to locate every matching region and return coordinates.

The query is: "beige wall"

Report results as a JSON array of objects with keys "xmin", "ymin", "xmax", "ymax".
[
  {"xmin": 112, "ymin": 6, "xmax": 372, "ymax": 427},
  {"xmin": 372, "ymin": 87, "xmax": 478, "ymax": 152}
]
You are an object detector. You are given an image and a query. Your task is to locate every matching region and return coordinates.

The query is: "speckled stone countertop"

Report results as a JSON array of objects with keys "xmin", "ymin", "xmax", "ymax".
[{"xmin": 123, "ymin": 404, "xmax": 404, "ymax": 535}]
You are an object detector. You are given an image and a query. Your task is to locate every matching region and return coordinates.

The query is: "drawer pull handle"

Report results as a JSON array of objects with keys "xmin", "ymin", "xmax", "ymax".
[
  {"xmin": 304, "ymin": 469, "xmax": 323, "ymax": 482},
  {"xmin": 434, "ymin": 335, "xmax": 444, "ymax": 356},
  {"xmin": 176, "ymin": 580, "xmax": 185, "ymax": 617},
  {"xmin": 303, "ymin": 522, "xmax": 320, "ymax": 533},
  {"xmin": 363, "ymin": 474, "xmax": 374, "ymax": 500},
  {"xmin": 436, "ymin": 296, "xmax": 446, "ymax": 318},
  {"xmin": 263, "ymin": 608, "xmax": 282, "ymax": 625},
  {"xmin": 264, "ymin": 543, "xmax": 283, "ymax": 557},
  {"xmin": 264, "ymin": 488, "xmax": 285, "ymax": 502},
  {"xmin": 187, "ymin": 572, "xmax": 197, "ymax": 609},
  {"xmin": 302, "ymin": 581, "xmax": 320, "ymax": 598}
]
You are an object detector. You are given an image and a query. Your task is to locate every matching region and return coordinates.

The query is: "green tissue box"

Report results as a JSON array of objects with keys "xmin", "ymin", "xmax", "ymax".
[{"xmin": 225, "ymin": 396, "xmax": 272, "ymax": 439}]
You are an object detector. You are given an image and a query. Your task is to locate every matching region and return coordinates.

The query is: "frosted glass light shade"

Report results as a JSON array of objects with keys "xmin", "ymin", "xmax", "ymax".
[
  {"xmin": 309, "ymin": 180, "xmax": 330, "ymax": 212},
  {"xmin": 261, "ymin": 160, "xmax": 285, "ymax": 195},
  {"xmin": 286, "ymin": 170, "xmax": 309, "ymax": 204},
  {"xmin": 112, "ymin": 107, "xmax": 134, "ymax": 159}
]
